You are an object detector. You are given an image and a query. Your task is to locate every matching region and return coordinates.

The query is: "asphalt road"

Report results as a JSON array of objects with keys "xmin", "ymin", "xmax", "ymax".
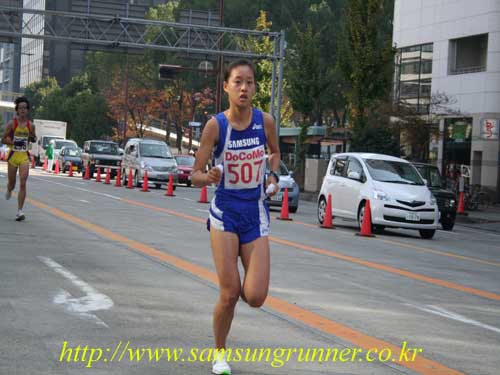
[{"xmin": 1, "ymin": 162, "xmax": 499, "ymax": 375}]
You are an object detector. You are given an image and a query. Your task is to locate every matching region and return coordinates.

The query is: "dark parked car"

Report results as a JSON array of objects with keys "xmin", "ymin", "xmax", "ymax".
[
  {"xmin": 57, "ymin": 146, "xmax": 82, "ymax": 173},
  {"xmin": 175, "ymin": 155, "xmax": 195, "ymax": 187},
  {"xmin": 81, "ymin": 140, "xmax": 122, "ymax": 179},
  {"xmin": 413, "ymin": 162, "xmax": 457, "ymax": 231}
]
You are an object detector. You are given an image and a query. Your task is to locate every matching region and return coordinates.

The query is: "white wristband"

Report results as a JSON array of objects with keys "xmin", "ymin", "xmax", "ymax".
[{"xmin": 266, "ymin": 183, "xmax": 276, "ymax": 195}]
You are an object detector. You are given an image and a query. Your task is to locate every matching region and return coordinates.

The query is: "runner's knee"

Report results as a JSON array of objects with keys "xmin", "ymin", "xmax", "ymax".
[
  {"xmin": 243, "ymin": 290, "xmax": 267, "ymax": 308},
  {"xmin": 219, "ymin": 286, "xmax": 241, "ymax": 308}
]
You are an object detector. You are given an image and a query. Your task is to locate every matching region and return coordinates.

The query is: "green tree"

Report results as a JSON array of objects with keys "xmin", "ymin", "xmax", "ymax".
[{"xmin": 338, "ymin": 0, "xmax": 394, "ymax": 132}]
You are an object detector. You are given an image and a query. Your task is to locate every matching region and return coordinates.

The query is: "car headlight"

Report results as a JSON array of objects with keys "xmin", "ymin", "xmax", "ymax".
[
  {"xmin": 446, "ymin": 199, "xmax": 456, "ymax": 207},
  {"xmin": 141, "ymin": 162, "xmax": 153, "ymax": 172},
  {"xmin": 430, "ymin": 194, "xmax": 437, "ymax": 206},
  {"xmin": 373, "ymin": 190, "xmax": 390, "ymax": 201}
]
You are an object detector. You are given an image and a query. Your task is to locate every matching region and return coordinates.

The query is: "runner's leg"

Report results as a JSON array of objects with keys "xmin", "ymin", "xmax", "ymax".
[
  {"xmin": 17, "ymin": 163, "xmax": 29, "ymax": 210},
  {"xmin": 240, "ymin": 237, "xmax": 270, "ymax": 308},
  {"xmin": 7, "ymin": 163, "xmax": 17, "ymax": 193}
]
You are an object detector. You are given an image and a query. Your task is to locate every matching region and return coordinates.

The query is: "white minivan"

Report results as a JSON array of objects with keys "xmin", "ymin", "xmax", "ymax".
[{"xmin": 317, "ymin": 153, "xmax": 439, "ymax": 239}]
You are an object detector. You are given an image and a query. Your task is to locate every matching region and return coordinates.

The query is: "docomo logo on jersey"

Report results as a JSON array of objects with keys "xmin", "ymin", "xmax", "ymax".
[{"xmin": 225, "ymin": 148, "xmax": 265, "ymax": 162}]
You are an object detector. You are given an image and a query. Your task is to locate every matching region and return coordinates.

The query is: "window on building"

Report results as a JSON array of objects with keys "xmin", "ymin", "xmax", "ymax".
[
  {"xmin": 449, "ymin": 34, "xmax": 488, "ymax": 75},
  {"xmin": 394, "ymin": 43, "xmax": 433, "ymax": 114}
]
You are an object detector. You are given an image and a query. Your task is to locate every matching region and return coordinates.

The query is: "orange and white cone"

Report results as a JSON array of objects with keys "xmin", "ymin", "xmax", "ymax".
[
  {"xmin": 321, "ymin": 194, "xmax": 335, "ymax": 229},
  {"xmin": 165, "ymin": 174, "xmax": 175, "ymax": 196},
  {"xmin": 198, "ymin": 185, "xmax": 208, "ymax": 203},
  {"xmin": 356, "ymin": 200, "xmax": 375, "ymax": 237},
  {"xmin": 277, "ymin": 188, "xmax": 293, "ymax": 221},
  {"xmin": 141, "ymin": 170, "xmax": 149, "ymax": 192}
]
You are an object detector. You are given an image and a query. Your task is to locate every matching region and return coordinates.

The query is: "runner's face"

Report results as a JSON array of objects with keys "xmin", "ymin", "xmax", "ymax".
[
  {"xmin": 16, "ymin": 103, "xmax": 29, "ymax": 117},
  {"xmin": 224, "ymin": 65, "xmax": 255, "ymax": 107}
]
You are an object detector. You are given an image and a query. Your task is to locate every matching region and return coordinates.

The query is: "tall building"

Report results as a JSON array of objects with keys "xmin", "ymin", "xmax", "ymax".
[
  {"xmin": 393, "ymin": 0, "xmax": 500, "ymax": 199},
  {"xmin": 19, "ymin": 0, "xmax": 168, "ymax": 88}
]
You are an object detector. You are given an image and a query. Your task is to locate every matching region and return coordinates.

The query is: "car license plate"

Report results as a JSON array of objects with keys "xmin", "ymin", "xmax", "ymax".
[
  {"xmin": 406, "ymin": 213, "xmax": 420, "ymax": 222},
  {"xmin": 271, "ymin": 192, "xmax": 283, "ymax": 202},
  {"xmin": 72, "ymin": 165, "xmax": 78, "ymax": 171}
]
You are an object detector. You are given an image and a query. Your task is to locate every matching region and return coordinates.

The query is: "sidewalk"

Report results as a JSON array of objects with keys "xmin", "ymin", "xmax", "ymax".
[{"xmin": 300, "ymin": 190, "xmax": 500, "ymax": 233}]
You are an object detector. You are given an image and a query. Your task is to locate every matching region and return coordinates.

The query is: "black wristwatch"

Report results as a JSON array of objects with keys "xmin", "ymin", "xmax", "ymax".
[{"xmin": 268, "ymin": 170, "xmax": 280, "ymax": 183}]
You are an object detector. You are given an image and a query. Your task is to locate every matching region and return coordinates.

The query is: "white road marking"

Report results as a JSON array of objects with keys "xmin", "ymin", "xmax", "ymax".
[
  {"xmin": 181, "ymin": 197, "xmax": 194, "ymax": 201},
  {"xmin": 196, "ymin": 209, "xmax": 209, "ymax": 213},
  {"xmin": 31, "ymin": 176, "xmax": 122, "ymax": 200},
  {"xmin": 38, "ymin": 256, "xmax": 113, "ymax": 327},
  {"xmin": 79, "ymin": 200, "xmax": 90, "ymax": 204},
  {"xmin": 406, "ymin": 303, "xmax": 500, "ymax": 334}
]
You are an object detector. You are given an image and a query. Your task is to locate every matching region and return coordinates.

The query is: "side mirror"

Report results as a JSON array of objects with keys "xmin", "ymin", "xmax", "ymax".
[
  {"xmin": 423, "ymin": 178, "xmax": 429, "ymax": 186},
  {"xmin": 288, "ymin": 171, "xmax": 294, "ymax": 177},
  {"xmin": 348, "ymin": 171, "xmax": 361, "ymax": 181}
]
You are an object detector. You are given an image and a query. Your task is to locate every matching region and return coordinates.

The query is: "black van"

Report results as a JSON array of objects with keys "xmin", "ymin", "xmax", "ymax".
[{"xmin": 413, "ymin": 163, "xmax": 457, "ymax": 230}]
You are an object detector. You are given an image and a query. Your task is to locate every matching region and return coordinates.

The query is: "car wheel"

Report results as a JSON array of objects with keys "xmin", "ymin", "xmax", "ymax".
[
  {"xmin": 187, "ymin": 181, "xmax": 192, "ymax": 187},
  {"xmin": 373, "ymin": 225, "xmax": 385, "ymax": 233},
  {"xmin": 317, "ymin": 196, "xmax": 326, "ymax": 225},
  {"xmin": 289, "ymin": 205, "xmax": 298, "ymax": 213},
  {"xmin": 173, "ymin": 185, "xmax": 177, "ymax": 191},
  {"xmin": 155, "ymin": 184, "xmax": 161, "ymax": 189},
  {"xmin": 419, "ymin": 229, "xmax": 436, "ymax": 239},
  {"xmin": 121, "ymin": 169, "xmax": 127, "ymax": 186},
  {"xmin": 441, "ymin": 220, "xmax": 455, "ymax": 231},
  {"xmin": 134, "ymin": 171, "xmax": 141, "ymax": 188},
  {"xmin": 89, "ymin": 165, "xmax": 95, "ymax": 180}
]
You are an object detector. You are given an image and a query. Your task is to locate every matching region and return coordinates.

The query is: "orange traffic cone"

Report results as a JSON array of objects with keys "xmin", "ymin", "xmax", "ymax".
[
  {"xmin": 141, "ymin": 170, "xmax": 149, "ymax": 192},
  {"xmin": 457, "ymin": 191, "xmax": 465, "ymax": 215},
  {"xmin": 95, "ymin": 166, "xmax": 101, "ymax": 182},
  {"xmin": 321, "ymin": 194, "xmax": 335, "ymax": 229},
  {"xmin": 115, "ymin": 168, "xmax": 121, "ymax": 187},
  {"xmin": 356, "ymin": 200, "xmax": 375, "ymax": 237},
  {"xmin": 43, "ymin": 157, "xmax": 47, "ymax": 171},
  {"xmin": 277, "ymin": 188, "xmax": 293, "ymax": 221},
  {"xmin": 198, "ymin": 185, "xmax": 208, "ymax": 203},
  {"xmin": 68, "ymin": 162, "xmax": 73, "ymax": 177},
  {"xmin": 165, "ymin": 174, "xmax": 175, "ymax": 196},
  {"xmin": 54, "ymin": 160, "xmax": 60, "ymax": 174},
  {"xmin": 83, "ymin": 163, "xmax": 90, "ymax": 180},
  {"xmin": 104, "ymin": 167, "xmax": 111, "ymax": 184},
  {"xmin": 126, "ymin": 169, "xmax": 134, "ymax": 189}
]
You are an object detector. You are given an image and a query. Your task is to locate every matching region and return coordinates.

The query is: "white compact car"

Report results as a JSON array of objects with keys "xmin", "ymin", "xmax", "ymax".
[{"xmin": 317, "ymin": 153, "xmax": 439, "ymax": 239}]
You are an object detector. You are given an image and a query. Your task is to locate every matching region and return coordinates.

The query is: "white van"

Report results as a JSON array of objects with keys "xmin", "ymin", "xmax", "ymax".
[{"xmin": 317, "ymin": 153, "xmax": 439, "ymax": 239}]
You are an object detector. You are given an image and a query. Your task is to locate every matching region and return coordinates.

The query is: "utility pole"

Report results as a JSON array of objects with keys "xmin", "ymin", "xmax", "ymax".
[{"xmin": 215, "ymin": 0, "xmax": 224, "ymax": 113}]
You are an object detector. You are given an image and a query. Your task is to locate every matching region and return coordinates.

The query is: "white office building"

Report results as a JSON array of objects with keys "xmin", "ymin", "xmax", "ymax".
[{"xmin": 393, "ymin": 0, "xmax": 500, "ymax": 199}]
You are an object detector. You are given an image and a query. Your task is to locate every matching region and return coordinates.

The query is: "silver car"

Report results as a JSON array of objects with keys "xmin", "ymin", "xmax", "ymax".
[
  {"xmin": 121, "ymin": 138, "xmax": 178, "ymax": 189},
  {"xmin": 265, "ymin": 158, "xmax": 299, "ymax": 213}
]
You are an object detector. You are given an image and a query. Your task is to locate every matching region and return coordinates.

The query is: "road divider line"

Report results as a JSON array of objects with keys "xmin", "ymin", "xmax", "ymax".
[
  {"xmin": 26, "ymin": 195, "xmax": 464, "ymax": 375},
  {"xmin": 23, "ymin": 179, "xmax": 500, "ymax": 300},
  {"xmin": 269, "ymin": 236, "xmax": 500, "ymax": 302}
]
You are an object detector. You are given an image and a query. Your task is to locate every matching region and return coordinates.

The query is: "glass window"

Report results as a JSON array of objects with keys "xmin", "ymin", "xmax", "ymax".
[
  {"xmin": 333, "ymin": 159, "xmax": 346, "ymax": 177},
  {"xmin": 139, "ymin": 143, "xmax": 172, "ymax": 158},
  {"xmin": 449, "ymin": 34, "xmax": 488, "ymax": 74},
  {"xmin": 175, "ymin": 156, "xmax": 195, "ymax": 166},
  {"xmin": 90, "ymin": 142, "xmax": 119, "ymax": 154},
  {"xmin": 364, "ymin": 159, "xmax": 425, "ymax": 185},
  {"xmin": 347, "ymin": 158, "xmax": 363, "ymax": 177}
]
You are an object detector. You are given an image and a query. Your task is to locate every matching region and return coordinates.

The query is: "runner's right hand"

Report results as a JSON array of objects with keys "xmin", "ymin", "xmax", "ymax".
[{"xmin": 206, "ymin": 166, "xmax": 222, "ymax": 184}]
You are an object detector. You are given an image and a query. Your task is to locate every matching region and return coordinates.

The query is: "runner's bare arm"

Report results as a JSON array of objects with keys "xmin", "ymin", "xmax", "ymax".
[
  {"xmin": 29, "ymin": 123, "xmax": 37, "ymax": 142},
  {"xmin": 1, "ymin": 121, "xmax": 14, "ymax": 145},
  {"xmin": 192, "ymin": 117, "xmax": 221, "ymax": 187},
  {"xmin": 264, "ymin": 112, "xmax": 281, "ymax": 176}
]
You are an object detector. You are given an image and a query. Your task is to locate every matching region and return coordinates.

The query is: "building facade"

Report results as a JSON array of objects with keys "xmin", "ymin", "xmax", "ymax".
[
  {"xmin": 18, "ymin": 0, "xmax": 167, "ymax": 89},
  {"xmin": 393, "ymin": 0, "xmax": 500, "ymax": 199}
]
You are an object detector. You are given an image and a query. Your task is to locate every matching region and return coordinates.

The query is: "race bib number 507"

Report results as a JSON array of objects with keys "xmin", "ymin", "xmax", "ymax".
[{"xmin": 224, "ymin": 146, "xmax": 265, "ymax": 189}]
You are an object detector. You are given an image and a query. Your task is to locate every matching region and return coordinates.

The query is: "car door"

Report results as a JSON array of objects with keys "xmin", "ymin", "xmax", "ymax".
[
  {"xmin": 323, "ymin": 156, "xmax": 348, "ymax": 217},
  {"xmin": 343, "ymin": 156, "xmax": 366, "ymax": 219}
]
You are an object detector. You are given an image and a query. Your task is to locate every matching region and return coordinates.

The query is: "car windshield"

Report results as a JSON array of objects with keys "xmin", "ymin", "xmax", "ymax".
[
  {"xmin": 175, "ymin": 156, "xmax": 195, "ymax": 166},
  {"xmin": 90, "ymin": 142, "xmax": 118, "ymax": 154},
  {"xmin": 364, "ymin": 159, "xmax": 425, "ymax": 185},
  {"xmin": 139, "ymin": 143, "xmax": 172, "ymax": 158},
  {"xmin": 54, "ymin": 140, "xmax": 76, "ymax": 150},
  {"xmin": 43, "ymin": 136, "xmax": 62, "ymax": 148},
  {"xmin": 416, "ymin": 165, "xmax": 443, "ymax": 188},
  {"xmin": 265, "ymin": 159, "xmax": 289, "ymax": 176},
  {"xmin": 65, "ymin": 148, "xmax": 81, "ymax": 157}
]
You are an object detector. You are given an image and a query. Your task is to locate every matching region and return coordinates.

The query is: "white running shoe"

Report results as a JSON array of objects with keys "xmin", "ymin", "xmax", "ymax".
[
  {"xmin": 212, "ymin": 355, "xmax": 231, "ymax": 375},
  {"xmin": 5, "ymin": 189, "xmax": 12, "ymax": 200},
  {"xmin": 15, "ymin": 210, "xmax": 25, "ymax": 221}
]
